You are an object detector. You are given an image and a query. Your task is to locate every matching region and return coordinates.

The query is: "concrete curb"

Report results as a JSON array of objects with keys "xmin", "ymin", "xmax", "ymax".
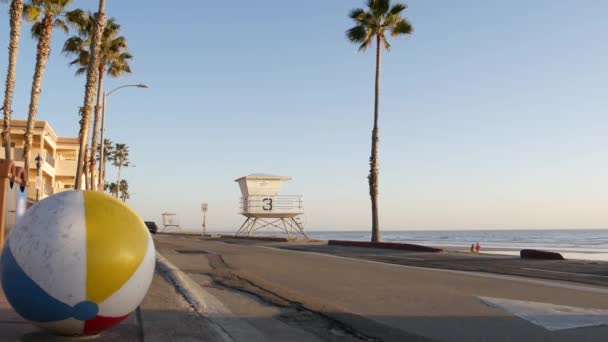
[
  {"xmin": 155, "ymin": 253, "xmax": 233, "ymax": 341},
  {"xmin": 155, "ymin": 253, "xmax": 266, "ymax": 342}
]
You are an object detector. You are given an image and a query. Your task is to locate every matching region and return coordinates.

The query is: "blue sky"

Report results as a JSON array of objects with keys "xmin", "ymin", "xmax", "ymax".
[{"xmin": 1, "ymin": 1, "xmax": 607, "ymax": 231}]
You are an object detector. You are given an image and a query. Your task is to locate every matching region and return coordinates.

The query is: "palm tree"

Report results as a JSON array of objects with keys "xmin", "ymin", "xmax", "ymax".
[
  {"xmin": 346, "ymin": 0, "xmax": 413, "ymax": 242},
  {"xmin": 111, "ymin": 143, "xmax": 130, "ymax": 198},
  {"xmin": 104, "ymin": 181, "xmax": 117, "ymax": 197},
  {"xmin": 64, "ymin": 12, "xmax": 132, "ymax": 189},
  {"xmin": 2, "ymin": 0, "xmax": 24, "ymax": 161},
  {"xmin": 21, "ymin": 0, "xmax": 72, "ymax": 172},
  {"xmin": 118, "ymin": 179, "xmax": 129, "ymax": 202},
  {"xmin": 74, "ymin": 0, "xmax": 105, "ymax": 190},
  {"xmin": 97, "ymin": 137, "xmax": 113, "ymax": 178}
]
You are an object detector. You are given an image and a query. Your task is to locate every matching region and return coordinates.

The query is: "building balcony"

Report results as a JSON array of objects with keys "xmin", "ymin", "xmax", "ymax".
[{"xmin": 45, "ymin": 153, "xmax": 55, "ymax": 167}]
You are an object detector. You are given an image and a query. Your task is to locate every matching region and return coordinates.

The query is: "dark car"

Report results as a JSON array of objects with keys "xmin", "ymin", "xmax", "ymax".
[{"xmin": 144, "ymin": 221, "xmax": 159, "ymax": 234}]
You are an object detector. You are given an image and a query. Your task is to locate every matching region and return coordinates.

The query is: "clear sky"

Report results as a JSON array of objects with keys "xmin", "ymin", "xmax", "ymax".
[{"xmin": 1, "ymin": 1, "xmax": 607, "ymax": 231}]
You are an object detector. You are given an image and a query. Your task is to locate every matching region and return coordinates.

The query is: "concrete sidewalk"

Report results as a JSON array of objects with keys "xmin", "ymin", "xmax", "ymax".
[{"xmin": 0, "ymin": 270, "xmax": 219, "ymax": 341}]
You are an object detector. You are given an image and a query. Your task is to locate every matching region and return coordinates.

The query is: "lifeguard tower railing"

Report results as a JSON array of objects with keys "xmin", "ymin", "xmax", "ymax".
[
  {"xmin": 239, "ymin": 195, "xmax": 303, "ymax": 217},
  {"xmin": 236, "ymin": 195, "xmax": 308, "ymax": 239}
]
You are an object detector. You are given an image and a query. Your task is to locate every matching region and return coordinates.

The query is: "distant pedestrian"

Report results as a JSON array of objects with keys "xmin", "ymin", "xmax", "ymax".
[
  {"xmin": 470, "ymin": 243, "xmax": 476, "ymax": 253},
  {"xmin": 475, "ymin": 242, "xmax": 481, "ymax": 253}
]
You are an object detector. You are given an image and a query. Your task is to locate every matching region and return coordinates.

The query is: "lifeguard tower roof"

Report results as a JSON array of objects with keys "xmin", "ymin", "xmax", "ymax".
[
  {"xmin": 234, "ymin": 173, "xmax": 291, "ymax": 182},
  {"xmin": 235, "ymin": 173, "xmax": 292, "ymax": 198}
]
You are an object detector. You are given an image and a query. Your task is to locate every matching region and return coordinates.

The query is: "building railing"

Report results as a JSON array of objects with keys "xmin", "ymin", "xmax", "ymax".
[
  {"xmin": 8, "ymin": 148, "xmax": 56, "ymax": 168},
  {"xmin": 239, "ymin": 195, "xmax": 303, "ymax": 215},
  {"xmin": 45, "ymin": 153, "xmax": 55, "ymax": 168}
]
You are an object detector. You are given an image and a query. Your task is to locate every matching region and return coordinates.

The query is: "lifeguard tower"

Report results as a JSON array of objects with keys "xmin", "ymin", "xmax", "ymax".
[
  {"xmin": 235, "ymin": 173, "xmax": 308, "ymax": 239},
  {"xmin": 161, "ymin": 211, "xmax": 181, "ymax": 232}
]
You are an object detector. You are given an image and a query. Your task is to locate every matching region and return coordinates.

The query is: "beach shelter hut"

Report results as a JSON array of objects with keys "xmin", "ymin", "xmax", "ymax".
[
  {"xmin": 234, "ymin": 173, "xmax": 308, "ymax": 239},
  {"xmin": 161, "ymin": 212, "xmax": 181, "ymax": 232}
]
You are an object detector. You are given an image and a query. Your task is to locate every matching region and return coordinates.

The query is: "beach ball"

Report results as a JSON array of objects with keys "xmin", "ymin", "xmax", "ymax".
[{"xmin": 0, "ymin": 191, "xmax": 155, "ymax": 336}]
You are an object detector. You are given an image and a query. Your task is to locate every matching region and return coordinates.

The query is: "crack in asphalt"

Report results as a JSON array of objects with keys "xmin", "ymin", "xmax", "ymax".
[{"xmin": 204, "ymin": 254, "xmax": 380, "ymax": 342}]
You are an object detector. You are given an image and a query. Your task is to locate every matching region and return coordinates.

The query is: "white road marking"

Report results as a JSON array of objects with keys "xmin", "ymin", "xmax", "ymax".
[
  {"xmin": 521, "ymin": 268, "xmax": 608, "ymax": 278},
  {"xmin": 479, "ymin": 296, "xmax": 608, "ymax": 331},
  {"xmin": 258, "ymin": 246, "xmax": 608, "ymax": 294}
]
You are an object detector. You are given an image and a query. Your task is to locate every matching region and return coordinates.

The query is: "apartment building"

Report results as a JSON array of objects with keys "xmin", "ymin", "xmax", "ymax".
[{"xmin": 2, "ymin": 120, "xmax": 82, "ymax": 203}]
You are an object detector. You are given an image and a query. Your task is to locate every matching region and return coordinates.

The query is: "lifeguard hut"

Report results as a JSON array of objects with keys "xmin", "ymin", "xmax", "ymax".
[
  {"xmin": 235, "ymin": 173, "xmax": 308, "ymax": 239},
  {"xmin": 161, "ymin": 211, "xmax": 181, "ymax": 232}
]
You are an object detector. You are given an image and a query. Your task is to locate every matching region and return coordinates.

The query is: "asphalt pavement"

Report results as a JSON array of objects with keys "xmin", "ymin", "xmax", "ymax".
[{"xmin": 154, "ymin": 234, "xmax": 608, "ymax": 342}]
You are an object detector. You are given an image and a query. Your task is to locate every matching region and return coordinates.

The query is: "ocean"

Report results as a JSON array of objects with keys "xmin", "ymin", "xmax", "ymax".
[{"xmin": 305, "ymin": 229, "xmax": 608, "ymax": 261}]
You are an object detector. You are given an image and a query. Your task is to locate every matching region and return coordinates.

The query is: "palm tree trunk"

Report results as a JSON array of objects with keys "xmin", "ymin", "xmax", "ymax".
[
  {"xmin": 2, "ymin": 0, "xmax": 24, "ymax": 161},
  {"xmin": 75, "ymin": 0, "xmax": 106, "ymax": 189},
  {"xmin": 89, "ymin": 66, "xmax": 104, "ymax": 190},
  {"xmin": 84, "ymin": 147, "xmax": 90, "ymax": 189},
  {"xmin": 116, "ymin": 165, "xmax": 121, "ymax": 198},
  {"xmin": 369, "ymin": 34, "xmax": 382, "ymax": 242},
  {"xmin": 23, "ymin": 15, "xmax": 53, "ymax": 173}
]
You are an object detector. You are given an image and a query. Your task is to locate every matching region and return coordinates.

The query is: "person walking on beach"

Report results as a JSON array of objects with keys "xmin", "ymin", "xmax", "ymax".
[
  {"xmin": 470, "ymin": 244, "xmax": 476, "ymax": 253},
  {"xmin": 475, "ymin": 242, "xmax": 481, "ymax": 253}
]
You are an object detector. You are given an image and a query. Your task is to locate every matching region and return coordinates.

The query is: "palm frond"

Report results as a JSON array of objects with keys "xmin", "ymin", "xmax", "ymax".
[
  {"xmin": 383, "ymin": 36, "xmax": 391, "ymax": 50},
  {"xmin": 349, "ymin": 8, "xmax": 366, "ymax": 22},
  {"xmin": 391, "ymin": 18, "xmax": 413, "ymax": 36},
  {"xmin": 65, "ymin": 8, "xmax": 89, "ymax": 32},
  {"xmin": 389, "ymin": 3, "xmax": 406, "ymax": 16},
  {"xmin": 22, "ymin": 4, "xmax": 41, "ymax": 22},
  {"xmin": 346, "ymin": 24, "xmax": 368, "ymax": 43},
  {"xmin": 49, "ymin": 0, "xmax": 72, "ymax": 16},
  {"xmin": 30, "ymin": 21, "xmax": 43, "ymax": 38},
  {"xmin": 371, "ymin": 0, "xmax": 390, "ymax": 17},
  {"xmin": 54, "ymin": 18, "xmax": 68, "ymax": 34},
  {"xmin": 63, "ymin": 36, "xmax": 84, "ymax": 54},
  {"xmin": 75, "ymin": 66, "xmax": 87, "ymax": 75}
]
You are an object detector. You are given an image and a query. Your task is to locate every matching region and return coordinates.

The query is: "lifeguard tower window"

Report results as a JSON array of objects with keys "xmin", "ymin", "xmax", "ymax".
[{"xmin": 234, "ymin": 173, "xmax": 308, "ymax": 239}]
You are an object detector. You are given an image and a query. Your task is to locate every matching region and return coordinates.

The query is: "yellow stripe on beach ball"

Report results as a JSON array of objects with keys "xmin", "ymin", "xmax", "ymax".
[{"xmin": 84, "ymin": 192, "xmax": 149, "ymax": 303}]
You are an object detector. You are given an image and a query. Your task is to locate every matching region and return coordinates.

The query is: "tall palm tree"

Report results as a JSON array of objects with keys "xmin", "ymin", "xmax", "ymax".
[
  {"xmin": 21, "ymin": 0, "xmax": 72, "ymax": 173},
  {"xmin": 118, "ymin": 179, "xmax": 129, "ymax": 202},
  {"xmin": 111, "ymin": 143, "xmax": 130, "ymax": 198},
  {"xmin": 2, "ymin": 0, "xmax": 24, "ymax": 161},
  {"xmin": 74, "ymin": 0, "xmax": 105, "ymax": 190},
  {"xmin": 346, "ymin": 0, "xmax": 413, "ymax": 242},
  {"xmin": 64, "ymin": 13, "xmax": 132, "ymax": 189}
]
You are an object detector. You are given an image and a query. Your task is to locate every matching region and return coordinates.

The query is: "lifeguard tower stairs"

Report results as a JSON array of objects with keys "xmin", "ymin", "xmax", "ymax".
[{"xmin": 235, "ymin": 173, "xmax": 308, "ymax": 239}]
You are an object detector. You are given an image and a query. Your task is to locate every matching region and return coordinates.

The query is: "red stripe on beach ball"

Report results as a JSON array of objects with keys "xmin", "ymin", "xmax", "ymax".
[{"xmin": 84, "ymin": 314, "xmax": 130, "ymax": 335}]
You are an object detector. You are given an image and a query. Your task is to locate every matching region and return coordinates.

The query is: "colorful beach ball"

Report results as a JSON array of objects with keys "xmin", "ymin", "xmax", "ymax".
[{"xmin": 0, "ymin": 191, "xmax": 155, "ymax": 336}]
